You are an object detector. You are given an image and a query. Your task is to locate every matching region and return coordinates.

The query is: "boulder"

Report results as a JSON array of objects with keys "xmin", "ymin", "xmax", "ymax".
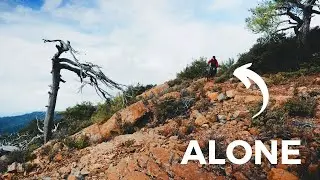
[
  {"xmin": 75, "ymin": 101, "xmax": 149, "ymax": 143},
  {"xmin": 119, "ymin": 100, "xmax": 150, "ymax": 124},
  {"xmin": 137, "ymin": 83, "xmax": 169, "ymax": 99},
  {"xmin": 77, "ymin": 123, "xmax": 104, "ymax": 143},
  {"xmin": 267, "ymin": 168, "xmax": 298, "ymax": 180}
]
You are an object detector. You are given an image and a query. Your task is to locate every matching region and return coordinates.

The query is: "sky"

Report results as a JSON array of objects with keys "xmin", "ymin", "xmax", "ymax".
[{"xmin": 0, "ymin": 0, "xmax": 318, "ymax": 116}]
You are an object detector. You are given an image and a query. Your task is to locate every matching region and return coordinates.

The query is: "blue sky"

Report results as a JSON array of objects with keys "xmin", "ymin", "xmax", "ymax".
[{"xmin": 0, "ymin": 0, "xmax": 267, "ymax": 116}]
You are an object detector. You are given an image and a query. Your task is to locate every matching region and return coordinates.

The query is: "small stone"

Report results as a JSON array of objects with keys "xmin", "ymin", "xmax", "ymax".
[
  {"xmin": 67, "ymin": 175, "xmax": 77, "ymax": 180},
  {"xmin": 218, "ymin": 115, "xmax": 227, "ymax": 121},
  {"xmin": 72, "ymin": 162, "xmax": 77, "ymax": 168},
  {"xmin": 217, "ymin": 93, "xmax": 226, "ymax": 102},
  {"xmin": 225, "ymin": 165, "xmax": 232, "ymax": 176},
  {"xmin": 54, "ymin": 153, "xmax": 63, "ymax": 162},
  {"xmin": 0, "ymin": 155, "xmax": 8, "ymax": 161},
  {"xmin": 201, "ymin": 124, "xmax": 209, "ymax": 128},
  {"xmin": 7, "ymin": 162, "xmax": 17, "ymax": 173},
  {"xmin": 226, "ymin": 90, "xmax": 236, "ymax": 98},
  {"xmin": 80, "ymin": 169, "xmax": 90, "ymax": 176},
  {"xmin": 169, "ymin": 136, "xmax": 178, "ymax": 141},
  {"xmin": 249, "ymin": 127, "xmax": 259, "ymax": 136},
  {"xmin": 206, "ymin": 92, "xmax": 219, "ymax": 101},
  {"xmin": 17, "ymin": 163, "xmax": 24, "ymax": 173},
  {"xmin": 233, "ymin": 110, "xmax": 249, "ymax": 119}
]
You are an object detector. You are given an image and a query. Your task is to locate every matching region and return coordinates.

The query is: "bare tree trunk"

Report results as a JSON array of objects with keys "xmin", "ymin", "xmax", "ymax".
[
  {"xmin": 44, "ymin": 60, "xmax": 61, "ymax": 143},
  {"xmin": 42, "ymin": 39, "xmax": 124, "ymax": 143},
  {"xmin": 300, "ymin": 8, "xmax": 312, "ymax": 45}
]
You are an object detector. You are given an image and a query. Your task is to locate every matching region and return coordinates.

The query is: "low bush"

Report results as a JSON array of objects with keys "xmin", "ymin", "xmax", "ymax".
[
  {"xmin": 124, "ymin": 83, "xmax": 155, "ymax": 104},
  {"xmin": 250, "ymin": 104, "xmax": 289, "ymax": 138},
  {"xmin": 63, "ymin": 136, "xmax": 90, "ymax": 150},
  {"xmin": 0, "ymin": 159, "xmax": 8, "ymax": 173},
  {"xmin": 177, "ymin": 57, "xmax": 208, "ymax": 80},
  {"xmin": 91, "ymin": 96, "xmax": 124, "ymax": 124},
  {"xmin": 285, "ymin": 97, "xmax": 316, "ymax": 117},
  {"xmin": 59, "ymin": 102, "xmax": 96, "ymax": 136},
  {"xmin": 168, "ymin": 78, "xmax": 183, "ymax": 87},
  {"xmin": 155, "ymin": 97, "xmax": 195, "ymax": 124}
]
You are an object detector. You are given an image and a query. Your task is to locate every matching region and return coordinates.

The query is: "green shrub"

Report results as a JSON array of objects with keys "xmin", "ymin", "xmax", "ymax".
[
  {"xmin": 24, "ymin": 163, "xmax": 37, "ymax": 173},
  {"xmin": 5, "ymin": 149, "xmax": 36, "ymax": 165},
  {"xmin": 217, "ymin": 58, "xmax": 235, "ymax": 76},
  {"xmin": 285, "ymin": 97, "xmax": 316, "ymax": 117},
  {"xmin": 91, "ymin": 96, "xmax": 124, "ymax": 124},
  {"xmin": 236, "ymin": 28, "xmax": 320, "ymax": 75},
  {"xmin": 124, "ymin": 83, "xmax": 155, "ymax": 104},
  {"xmin": 177, "ymin": 57, "xmax": 208, "ymax": 80},
  {"xmin": 63, "ymin": 136, "xmax": 89, "ymax": 150},
  {"xmin": 250, "ymin": 103, "xmax": 289, "ymax": 138},
  {"xmin": 168, "ymin": 78, "xmax": 183, "ymax": 87},
  {"xmin": 0, "ymin": 159, "xmax": 8, "ymax": 173},
  {"xmin": 59, "ymin": 102, "xmax": 96, "ymax": 135},
  {"xmin": 155, "ymin": 97, "xmax": 195, "ymax": 124}
]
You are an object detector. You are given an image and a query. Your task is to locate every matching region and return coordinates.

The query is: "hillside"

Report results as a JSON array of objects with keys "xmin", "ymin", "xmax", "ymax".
[
  {"xmin": 4, "ymin": 73, "xmax": 320, "ymax": 180},
  {"xmin": 0, "ymin": 112, "xmax": 46, "ymax": 134}
]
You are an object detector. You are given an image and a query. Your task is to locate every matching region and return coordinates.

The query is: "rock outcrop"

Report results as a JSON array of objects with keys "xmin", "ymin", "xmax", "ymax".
[{"xmin": 4, "ymin": 74, "xmax": 320, "ymax": 180}]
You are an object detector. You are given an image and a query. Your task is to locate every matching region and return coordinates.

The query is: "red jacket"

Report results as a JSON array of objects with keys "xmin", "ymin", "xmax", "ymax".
[{"xmin": 208, "ymin": 58, "xmax": 219, "ymax": 68}]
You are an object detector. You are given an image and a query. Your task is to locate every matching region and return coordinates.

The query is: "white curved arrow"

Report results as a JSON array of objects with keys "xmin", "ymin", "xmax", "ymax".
[{"xmin": 233, "ymin": 63, "xmax": 269, "ymax": 119}]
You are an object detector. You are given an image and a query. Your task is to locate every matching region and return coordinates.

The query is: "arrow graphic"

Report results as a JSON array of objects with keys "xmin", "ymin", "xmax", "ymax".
[{"xmin": 233, "ymin": 63, "xmax": 269, "ymax": 119}]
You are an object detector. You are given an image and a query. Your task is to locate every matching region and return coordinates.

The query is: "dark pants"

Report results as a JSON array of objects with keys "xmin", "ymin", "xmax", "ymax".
[{"xmin": 208, "ymin": 66, "xmax": 217, "ymax": 78}]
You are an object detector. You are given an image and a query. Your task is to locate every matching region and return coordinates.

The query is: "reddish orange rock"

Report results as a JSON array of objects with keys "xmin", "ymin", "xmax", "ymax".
[
  {"xmin": 204, "ymin": 81, "xmax": 215, "ymax": 91},
  {"xmin": 267, "ymin": 168, "xmax": 298, "ymax": 180},
  {"xmin": 249, "ymin": 127, "xmax": 260, "ymax": 136},
  {"xmin": 233, "ymin": 171, "xmax": 248, "ymax": 180},
  {"xmin": 159, "ymin": 91, "xmax": 181, "ymax": 101},
  {"xmin": 54, "ymin": 153, "xmax": 63, "ymax": 162},
  {"xmin": 276, "ymin": 164, "xmax": 288, "ymax": 170},
  {"xmin": 206, "ymin": 92, "xmax": 219, "ymax": 101},
  {"xmin": 123, "ymin": 171, "xmax": 149, "ymax": 180},
  {"xmin": 308, "ymin": 164, "xmax": 319, "ymax": 173},
  {"xmin": 137, "ymin": 83, "xmax": 169, "ymax": 99}
]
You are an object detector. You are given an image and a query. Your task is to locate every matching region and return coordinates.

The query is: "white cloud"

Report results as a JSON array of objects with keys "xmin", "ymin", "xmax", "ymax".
[
  {"xmin": 0, "ymin": 0, "xmax": 258, "ymax": 116},
  {"xmin": 209, "ymin": 0, "xmax": 244, "ymax": 11},
  {"xmin": 42, "ymin": 0, "xmax": 63, "ymax": 11}
]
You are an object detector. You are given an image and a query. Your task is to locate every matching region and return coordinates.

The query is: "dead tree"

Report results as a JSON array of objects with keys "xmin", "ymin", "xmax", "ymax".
[
  {"xmin": 0, "ymin": 117, "xmax": 61, "ymax": 151},
  {"xmin": 42, "ymin": 39, "xmax": 124, "ymax": 143}
]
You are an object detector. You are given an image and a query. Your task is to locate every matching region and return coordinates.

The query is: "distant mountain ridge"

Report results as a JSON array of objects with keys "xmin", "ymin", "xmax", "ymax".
[{"xmin": 0, "ymin": 112, "xmax": 46, "ymax": 134}]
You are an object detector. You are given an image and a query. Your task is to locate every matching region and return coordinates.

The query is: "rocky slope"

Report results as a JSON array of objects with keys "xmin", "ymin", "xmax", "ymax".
[{"xmin": 2, "ymin": 74, "xmax": 320, "ymax": 180}]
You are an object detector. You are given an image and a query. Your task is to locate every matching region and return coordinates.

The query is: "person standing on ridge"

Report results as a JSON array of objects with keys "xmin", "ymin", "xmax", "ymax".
[{"xmin": 207, "ymin": 56, "xmax": 219, "ymax": 80}]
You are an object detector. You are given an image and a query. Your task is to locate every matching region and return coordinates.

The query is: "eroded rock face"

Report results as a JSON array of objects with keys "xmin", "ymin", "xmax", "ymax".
[
  {"xmin": 74, "ymin": 101, "xmax": 149, "ymax": 143},
  {"xmin": 14, "ymin": 74, "xmax": 320, "ymax": 180},
  {"xmin": 137, "ymin": 83, "xmax": 170, "ymax": 99}
]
